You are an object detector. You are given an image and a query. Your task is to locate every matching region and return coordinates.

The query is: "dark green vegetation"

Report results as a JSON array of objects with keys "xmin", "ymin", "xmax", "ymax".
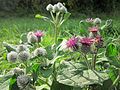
[{"xmin": 0, "ymin": 0, "xmax": 120, "ymax": 17}]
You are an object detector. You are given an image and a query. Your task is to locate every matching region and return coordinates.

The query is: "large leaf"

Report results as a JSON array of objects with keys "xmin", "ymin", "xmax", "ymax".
[
  {"xmin": 40, "ymin": 65, "xmax": 53, "ymax": 78},
  {"xmin": 36, "ymin": 84, "xmax": 50, "ymax": 90},
  {"xmin": 51, "ymin": 80, "xmax": 73, "ymax": 90},
  {"xmin": 57, "ymin": 61, "xmax": 108, "ymax": 88},
  {"xmin": 0, "ymin": 79, "xmax": 9, "ymax": 90}
]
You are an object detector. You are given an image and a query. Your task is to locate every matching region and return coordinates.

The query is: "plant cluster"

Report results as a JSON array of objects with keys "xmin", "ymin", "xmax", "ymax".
[{"xmin": 0, "ymin": 2, "xmax": 120, "ymax": 90}]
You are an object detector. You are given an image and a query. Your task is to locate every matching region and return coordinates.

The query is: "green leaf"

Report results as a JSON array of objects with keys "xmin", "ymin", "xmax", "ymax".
[
  {"xmin": 64, "ymin": 12, "xmax": 71, "ymax": 21},
  {"xmin": 101, "ymin": 79, "xmax": 112, "ymax": 90},
  {"xmin": 36, "ymin": 84, "xmax": 50, "ymax": 90},
  {"xmin": 3, "ymin": 42, "xmax": 16, "ymax": 52},
  {"xmin": 109, "ymin": 67, "xmax": 118, "ymax": 82},
  {"xmin": 0, "ymin": 74, "xmax": 13, "ymax": 84},
  {"xmin": 51, "ymin": 80, "xmax": 73, "ymax": 90},
  {"xmin": 40, "ymin": 65, "xmax": 53, "ymax": 78},
  {"xmin": 9, "ymin": 74, "xmax": 19, "ymax": 90},
  {"xmin": 0, "ymin": 79, "xmax": 9, "ymax": 90},
  {"xmin": 20, "ymin": 33, "xmax": 27, "ymax": 43},
  {"xmin": 105, "ymin": 43, "xmax": 118, "ymax": 58},
  {"xmin": 32, "ymin": 63, "xmax": 40, "ymax": 84},
  {"xmin": 105, "ymin": 43, "xmax": 120, "ymax": 67},
  {"xmin": 57, "ymin": 61, "xmax": 108, "ymax": 88},
  {"xmin": 35, "ymin": 14, "xmax": 46, "ymax": 19}
]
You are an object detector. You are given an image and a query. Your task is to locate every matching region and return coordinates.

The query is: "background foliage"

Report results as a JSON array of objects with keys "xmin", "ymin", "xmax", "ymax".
[{"xmin": 0, "ymin": 0, "xmax": 120, "ymax": 16}]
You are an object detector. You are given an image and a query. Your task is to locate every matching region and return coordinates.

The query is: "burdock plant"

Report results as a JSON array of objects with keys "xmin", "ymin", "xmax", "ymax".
[{"xmin": 46, "ymin": 2, "xmax": 70, "ymax": 46}]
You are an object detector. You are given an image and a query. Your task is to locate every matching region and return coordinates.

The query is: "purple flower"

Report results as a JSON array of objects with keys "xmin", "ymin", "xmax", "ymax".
[
  {"xmin": 94, "ymin": 35, "xmax": 104, "ymax": 48},
  {"xmin": 59, "ymin": 37, "xmax": 80, "ymax": 51},
  {"xmin": 34, "ymin": 31, "xmax": 44, "ymax": 42},
  {"xmin": 66, "ymin": 37, "xmax": 78, "ymax": 48},
  {"xmin": 80, "ymin": 38, "xmax": 93, "ymax": 46},
  {"xmin": 89, "ymin": 26, "xmax": 98, "ymax": 33},
  {"xmin": 80, "ymin": 37, "xmax": 94, "ymax": 54},
  {"xmin": 86, "ymin": 18, "xmax": 94, "ymax": 23}
]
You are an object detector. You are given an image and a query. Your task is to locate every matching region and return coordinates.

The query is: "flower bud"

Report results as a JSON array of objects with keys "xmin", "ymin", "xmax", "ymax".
[
  {"xmin": 18, "ymin": 51, "xmax": 30, "ymax": 62},
  {"xmin": 46, "ymin": 4, "xmax": 53, "ymax": 11},
  {"xmin": 34, "ymin": 47, "xmax": 47, "ymax": 56},
  {"xmin": 53, "ymin": 4, "xmax": 59, "ymax": 13},
  {"xmin": 13, "ymin": 67, "xmax": 24, "ymax": 75},
  {"xmin": 80, "ymin": 38, "xmax": 93, "ymax": 54},
  {"xmin": 16, "ymin": 44, "xmax": 29, "ymax": 53},
  {"xmin": 34, "ymin": 31, "xmax": 44, "ymax": 42},
  {"xmin": 7, "ymin": 51, "xmax": 17, "ymax": 62},
  {"xmin": 105, "ymin": 19, "xmax": 113, "ymax": 27},
  {"xmin": 60, "ymin": 6, "xmax": 67, "ymax": 13},
  {"xmin": 94, "ymin": 18, "xmax": 101, "ymax": 25},
  {"xmin": 17, "ymin": 75, "xmax": 30, "ymax": 90},
  {"xmin": 27, "ymin": 34, "xmax": 38, "ymax": 44},
  {"xmin": 57, "ymin": 2, "xmax": 64, "ymax": 8}
]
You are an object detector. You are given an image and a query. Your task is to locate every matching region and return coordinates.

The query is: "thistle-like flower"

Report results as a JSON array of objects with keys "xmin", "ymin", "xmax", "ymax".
[
  {"xmin": 27, "ymin": 33, "xmax": 38, "ymax": 44},
  {"xmin": 86, "ymin": 18, "xmax": 94, "ymax": 23},
  {"xmin": 94, "ymin": 35, "xmax": 104, "ymax": 48},
  {"xmin": 27, "ymin": 32, "xmax": 34, "ymax": 39},
  {"xmin": 13, "ymin": 67, "xmax": 24, "ymax": 75},
  {"xmin": 7, "ymin": 51, "xmax": 17, "ymax": 62},
  {"xmin": 17, "ymin": 75, "xmax": 30, "ymax": 90},
  {"xmin": 18, "ymin": 51, "xmax": 30, "ymax": 62},
  {"xmin": 59, "ymin": 37, "xmax": 80, "ymax": 51},
  {"xmin": 16, "ymin": 44, "xmax": 29, "ymax": 53},
  {"xmin": 89, "ymin": 26, "xmax": 99, "ymax": 37},
  {"xmin": 80, "ymin": 38, "xmax": 93, "ymax": 54},
  {"xmin": 34, "ymin": 47, "xmax": 47, "ymax": 56},
  {"xmin": 46, "ymin": 4, "xmax": 53, "ymax": 11},
  {"xmin": 34, "ymin": 31, "xmax": 44, "ymax": 42},
  {"xmin": 94, "ymin": 18, "xmax": 101, "ymax": 25}
]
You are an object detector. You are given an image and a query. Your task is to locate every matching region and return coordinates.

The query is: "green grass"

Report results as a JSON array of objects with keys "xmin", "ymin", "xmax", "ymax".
[{"xmin": 0, "ymin": 14, "xmax": 120, "ymax": 52}]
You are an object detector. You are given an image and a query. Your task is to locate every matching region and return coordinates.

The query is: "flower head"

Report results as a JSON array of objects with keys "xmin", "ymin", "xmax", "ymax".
[
  {"xmin": 46, "ymin": 4, "xmax": 53, "ymax": 11},
  {"xmin": 80, "ymin": 38, "xmax": 93, "ymax": 54},
  {"xmin": 66, "ymin": 37, "xmax": 78, "ymax": 48},
  {"xmin": 57, "ymin": 2, "xmax": 64, "ymax": 8},
  {"xmin": 13, "ymin": 67, "xmax": 24, "ymax": 75},
  {"xmin": 59, "ymin": 6, "xmax": 67, "ymax": 13},
  {"xmin": 53, "ymin": 4, "xmax": 59, "ymax": 13},
  {"xmin": 86, "ymin": 18, "xmax": 94, "ymax": 23},
  {"xmin": 34, "ymin": 31, "xmax": 44, "ymax": 42},
  {"xmin": 94, "ymin": 35, "xmax": 104, "ymax": 48},
  {"xmin": 34, "ymin": 47, "xmax": 47, "ymax": 56},
  {"xmin": 17, "ymin": 75, "xmax": 30, "ymax": 89},
  {"xmin": 94, "ymin": 18, "xmax": 101, "ymax": 25},
  {"xmin": 80, "ymin": 38, "xmax": 93, "ymax": 46},
  {"xmin": 18, "ymin": 51, "xmax": 30, "ymax": 62},
  {"xmin": 27, "ymin": 33, "xmax": 38, "ymax": 44},
  {"xmin": 59, "ymin": 37, "xmax": 80, "ymax": 51},
  {"xmin": 89, "ymin": 26, "xmax": 99, "ymax": 33},
  {"xmin": 16, "ymin": 44, "xmax": 29, "ymax": 53},
  {"xmin": 7, "ymin": 51, "xmax": 17, "ymax": 62}
]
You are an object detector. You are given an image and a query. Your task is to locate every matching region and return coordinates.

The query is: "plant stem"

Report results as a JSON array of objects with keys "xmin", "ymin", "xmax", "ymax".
[
  {"xmin": 92, "ymin": 48, "xmax": 98, "ymax": 70},
  {"xmin": 84, "ymin": 54, "xmax": 91, "ymax": 69}
]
